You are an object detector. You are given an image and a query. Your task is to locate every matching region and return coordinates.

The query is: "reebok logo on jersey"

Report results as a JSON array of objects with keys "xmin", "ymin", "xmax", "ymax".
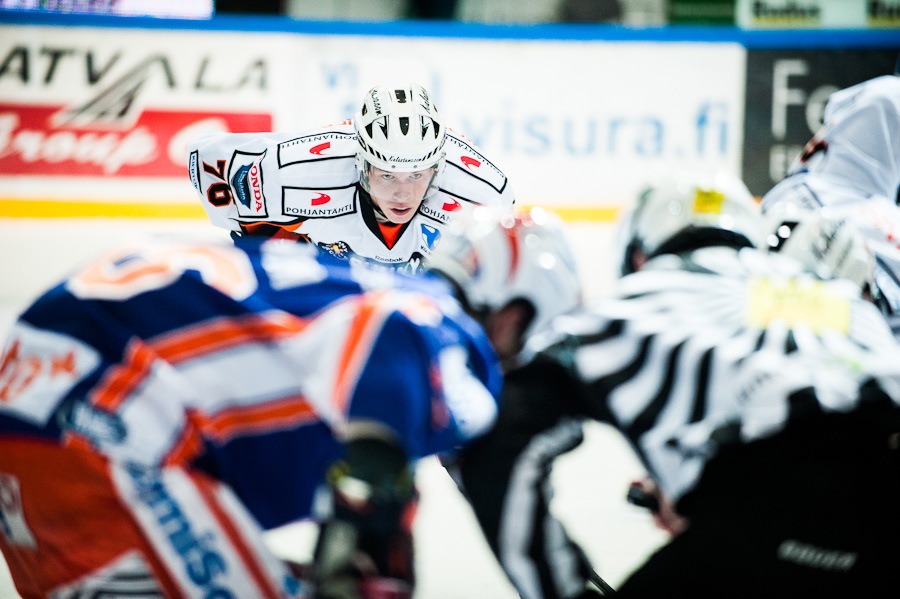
[
  {"xmin": 442, "ymin": 199, "xmax": 461, "ymax": 212},
  {"xmin": 310, "ymin": 142, "xmax": 330, "ymax": 156},
  {"xmin": 311, "ymin": 193, "xmax": 331, "ymax": 206},
  {"xmin": 461, "ymin": 156, "xmax": 481, "ymax": 170}
]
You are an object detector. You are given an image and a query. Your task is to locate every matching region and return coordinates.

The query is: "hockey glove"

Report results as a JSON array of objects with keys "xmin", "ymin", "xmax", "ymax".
[{"xmin": 311, "ymin": 439, "xmax": 417, "ymax": 599}]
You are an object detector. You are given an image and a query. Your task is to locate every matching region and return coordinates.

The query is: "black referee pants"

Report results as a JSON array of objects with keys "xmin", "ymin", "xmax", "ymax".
[{"xmin": 617, "ymin": 406, "xmax": 900, "ymax": 598}]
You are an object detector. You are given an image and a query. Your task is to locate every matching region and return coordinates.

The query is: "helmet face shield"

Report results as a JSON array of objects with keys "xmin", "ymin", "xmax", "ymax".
[{"xmin": 354, "ymin": 84, "xmax": 447, "ymax": 186}]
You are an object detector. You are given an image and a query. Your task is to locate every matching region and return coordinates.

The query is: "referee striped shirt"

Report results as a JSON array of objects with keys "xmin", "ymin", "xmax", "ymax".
[{"xmin": 526, "ymin": 246, "xmax": 900, "ymax": 503}]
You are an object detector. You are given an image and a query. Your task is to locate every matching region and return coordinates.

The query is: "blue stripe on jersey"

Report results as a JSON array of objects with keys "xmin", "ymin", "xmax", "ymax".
[
  {"xmin": 201, "ymin": 421, "xmax": 344, "ymax": 530},
  {"xmin": 349, "ymin": 307, "xmax": 502, "ymax": 459}
]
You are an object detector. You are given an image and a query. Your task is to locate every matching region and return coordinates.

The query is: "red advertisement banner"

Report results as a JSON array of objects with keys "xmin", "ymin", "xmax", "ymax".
[{"xmin": 0, "ymin": 104, "xmax": 272, "ymax": 178}]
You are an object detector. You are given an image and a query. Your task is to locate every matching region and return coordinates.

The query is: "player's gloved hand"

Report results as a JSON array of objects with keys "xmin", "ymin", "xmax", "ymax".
[
  {"xmin": 627, "ymin": 477, "xmax": 688, "ymax": 537},
  {"xmin": 311, "ymin": 440, "xmax": 417, "ymax": 599}
]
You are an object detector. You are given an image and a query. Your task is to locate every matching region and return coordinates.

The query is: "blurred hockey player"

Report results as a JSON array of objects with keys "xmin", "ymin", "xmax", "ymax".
[
  {"xmin": 760, "ymin": 73, "xmax": 900, "ymax": 334},
  {"xmin": 188, "ymin": 82, "xmax": 515, "ymax": 274},
  {"xmin": 762, "ymin": 202, "xmax": 877, "ymax": 300},
  {"xmin": 425, "ymin": 207, "xmax": 614, "ymax": 599},
  {"xmin": 0, "ymin": 236, "xmax": 503, "ymax": 599},
  {"xmin": 436, "ymin": 172, "xmax": 900, "ymax": 598}
]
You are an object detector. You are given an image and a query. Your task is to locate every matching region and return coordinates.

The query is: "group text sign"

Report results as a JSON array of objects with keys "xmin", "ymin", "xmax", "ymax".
[
  {"xmin": 0, "ymin": 25, "xmax": 292, "ymax": 198},
  {"xmin": 0, "ymin": 22, "xmax": 746, "ymax": 208}
]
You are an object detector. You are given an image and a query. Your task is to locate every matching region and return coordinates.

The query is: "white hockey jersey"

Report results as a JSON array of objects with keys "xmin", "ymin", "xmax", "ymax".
[
  {"xmin": 761, "ymin": 75, "xmax": 900, "ymax": 334},
  {"xmin": 188, "ymin": 121, "xmax": 516, "ymax": 274}
]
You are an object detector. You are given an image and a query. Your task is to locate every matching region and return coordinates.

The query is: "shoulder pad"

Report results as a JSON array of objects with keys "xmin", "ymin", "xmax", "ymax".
[
  {"xmin": 443, "ymin": 131, "xmax": 509, "ymax": 196},
  {"xmin": 278, "ymin": 123, "xmax": 358, "ymax": 166}
]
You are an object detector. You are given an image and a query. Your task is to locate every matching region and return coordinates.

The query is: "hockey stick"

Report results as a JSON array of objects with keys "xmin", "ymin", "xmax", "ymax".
[{"xmin": 589, "ymin": 569, "xmax": 617, "ymax": 596}]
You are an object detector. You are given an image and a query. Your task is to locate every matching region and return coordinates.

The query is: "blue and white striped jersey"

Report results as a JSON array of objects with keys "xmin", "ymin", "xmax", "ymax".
[{"xmin": 0, "ymin": 237, "xmax": 502, "ymax": 530}]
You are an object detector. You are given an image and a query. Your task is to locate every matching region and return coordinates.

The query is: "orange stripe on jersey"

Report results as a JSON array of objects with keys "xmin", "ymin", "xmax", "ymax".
[
  {"xmin": 89, "ymin": 311, "xmax": 308, "ymax": 414},
  {"xmin": 153, "ymin": 311, "xmax": 309, "ymax": 365},
  {"xmin": 197, "ymin": 395, "xmax": 317, "ymax": 444},
  {"xmin": 190, "ymin": 472, "xmax": 284, "ymax": 599},
  {"xmin": 163, "ymin": 411, "xmax": 206, "ymax": 467},
  {"xmin": 332, "ymin": 291, "xmax": 392, "ymax": 415},
  {"xmin": 91, "ymin": 339, "xmax": 157, "ymax": 411}
]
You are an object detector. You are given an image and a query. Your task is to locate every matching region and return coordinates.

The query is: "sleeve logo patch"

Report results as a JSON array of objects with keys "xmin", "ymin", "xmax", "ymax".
[{"xmin": 229, "ymin": 150, "xmax": 268, "ymax": 219}]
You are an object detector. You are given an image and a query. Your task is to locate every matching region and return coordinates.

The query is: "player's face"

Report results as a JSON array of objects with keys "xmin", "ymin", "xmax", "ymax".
[{"xmin": 367, "ymin": 166, "xmax": 433, "ymax": 224}]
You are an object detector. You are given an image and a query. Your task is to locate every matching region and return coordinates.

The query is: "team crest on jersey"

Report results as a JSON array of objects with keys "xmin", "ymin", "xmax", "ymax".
[
  {"xmin": 318, "ymin": 240, "xmax": 353, "ymax": 260},
  {"xmin": 421, "ymin": 224, "xmax": 441, "ymax": 250},
  {"xmin": 0, "ymin": 322, "xmax": 100, "ymax": 426},
  {"xmin": 229, "ymin": 150, "xmax": 267, "ymax": 218}
]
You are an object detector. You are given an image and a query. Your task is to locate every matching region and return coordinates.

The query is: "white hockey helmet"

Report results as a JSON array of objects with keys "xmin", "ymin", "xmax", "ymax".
[
  {"xmin": 425, "ymin": 206, "xmax": 582, "ymax": 336},
  {"xmin": 619, "ymin": 171, "xmax": 763, "ymax": 275},
  {"xmin": 354, "ymin": 83, "xmax": 446, "ymax": 192},
  {"xmin": 763, "ymin": 202, "xmax": 876, "ymax": 294}
]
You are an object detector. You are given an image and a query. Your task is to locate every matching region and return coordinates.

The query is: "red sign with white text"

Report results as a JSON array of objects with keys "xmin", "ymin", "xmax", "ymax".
[{"xmin": 0, "ymin": 104, "xmax": 272, "ymax": 178}]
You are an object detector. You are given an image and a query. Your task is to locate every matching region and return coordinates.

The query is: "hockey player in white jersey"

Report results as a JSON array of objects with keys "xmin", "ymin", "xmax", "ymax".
[
  {"xmin": 434, "ymin": 172, "xmax": 900, "ymax": 598},
  {"xmin": 188, "ymin": 83, "xmax": 515, "ymax": 274},
  {"xmin": 760, "ymin": 73, "xmax": 900, "ymax": 334}
]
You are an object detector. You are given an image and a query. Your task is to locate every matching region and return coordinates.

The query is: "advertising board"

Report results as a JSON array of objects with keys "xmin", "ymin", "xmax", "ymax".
[
  {"xmin": 741, "ymin": 48, "xmax": 899, "ymax": 196},
  {"xmin": 0, "ymin": 20, "xmax": 746, "ymax": 214}
]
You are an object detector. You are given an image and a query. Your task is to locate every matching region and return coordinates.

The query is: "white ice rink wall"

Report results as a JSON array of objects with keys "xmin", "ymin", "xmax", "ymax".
[{"xmin": 1, "ymin": 11, "xmax": 899, "ymax": 599}]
